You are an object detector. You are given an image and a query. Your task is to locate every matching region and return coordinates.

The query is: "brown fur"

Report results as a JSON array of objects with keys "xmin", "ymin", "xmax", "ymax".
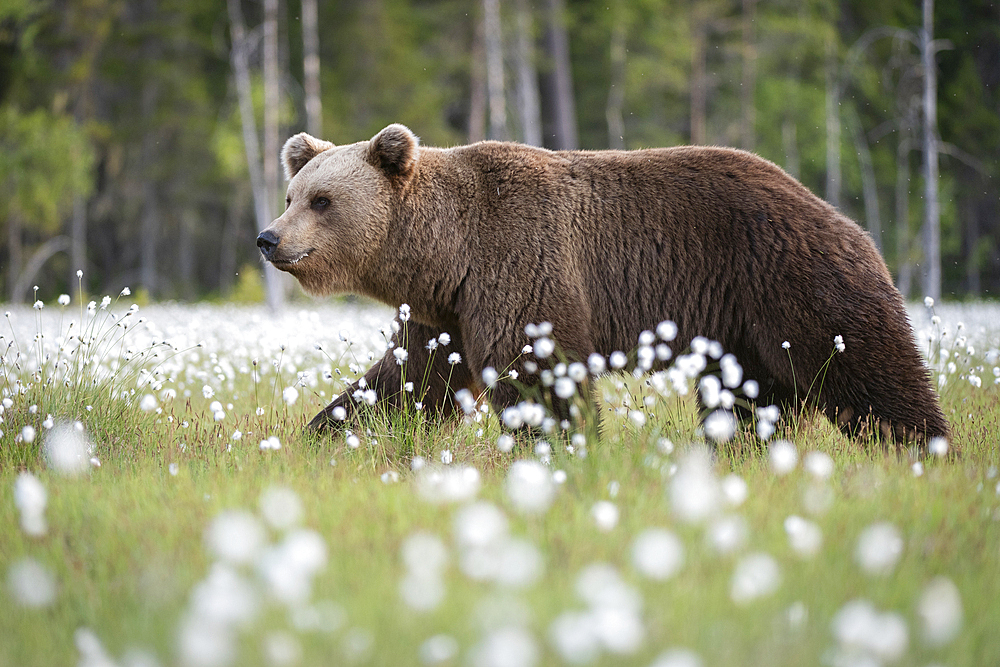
[{"xmin": 258, "ymin": 124, "xmax": 949, "ymax": 442}]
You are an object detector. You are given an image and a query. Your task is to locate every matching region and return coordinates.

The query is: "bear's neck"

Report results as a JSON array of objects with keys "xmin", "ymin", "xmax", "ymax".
[{"xmin": 361, "ymin": 148, "xmax": 474, "ymax": 330}]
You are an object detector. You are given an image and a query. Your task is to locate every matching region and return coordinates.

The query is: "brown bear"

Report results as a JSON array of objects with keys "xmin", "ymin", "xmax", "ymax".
[{"xmin": 257, "ymin": 123, "xmax": 948, "ymax": 443}]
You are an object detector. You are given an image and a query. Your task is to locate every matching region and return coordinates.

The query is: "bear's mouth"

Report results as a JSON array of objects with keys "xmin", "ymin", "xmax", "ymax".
[{"xmin": 272, "ymin": 249, "xmax": 314, "ymax": 267}]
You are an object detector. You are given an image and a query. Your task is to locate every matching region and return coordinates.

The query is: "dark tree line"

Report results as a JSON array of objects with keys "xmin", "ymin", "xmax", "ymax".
[{"xmin": 1, "ymin": 0, "xmax": 998, "ymax": 304}]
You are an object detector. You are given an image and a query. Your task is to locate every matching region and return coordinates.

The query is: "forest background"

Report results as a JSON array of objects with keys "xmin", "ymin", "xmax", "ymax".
[{"xmin": 1, "ymin": 0, "xmax": 998, "ymax": 308}]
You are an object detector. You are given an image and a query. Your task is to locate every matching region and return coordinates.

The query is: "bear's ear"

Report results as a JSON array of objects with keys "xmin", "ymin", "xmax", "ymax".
[
  {"xmin": 282, "ymin": 133, "xmax": 334, "ymax": 180},
  {"xmin": 367, "ymin": 124, "xmax": 419, "ymax": 183}
]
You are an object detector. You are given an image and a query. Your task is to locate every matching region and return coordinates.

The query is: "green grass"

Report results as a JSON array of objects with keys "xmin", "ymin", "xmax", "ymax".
[{"xmin": 2, "ymin": 303, "xmax": 999, "ymax": 667}]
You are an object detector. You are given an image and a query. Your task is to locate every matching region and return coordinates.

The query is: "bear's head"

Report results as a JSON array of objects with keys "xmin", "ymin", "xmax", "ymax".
[{"xmin": 256, "ymin": 124, "xmax": 420, "ymax": 296}]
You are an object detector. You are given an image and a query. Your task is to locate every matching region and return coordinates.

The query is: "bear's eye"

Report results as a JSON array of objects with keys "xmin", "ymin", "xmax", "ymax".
[
  {"xmin": 311, "ymin": 197, "xmax": 330, "ymax": 211},
  {"xmin": 285, "ymin": 196, "xmax": 291, "ymax": 209}
]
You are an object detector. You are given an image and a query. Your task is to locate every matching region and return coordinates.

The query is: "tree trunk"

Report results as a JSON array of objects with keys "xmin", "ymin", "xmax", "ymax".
[
  {"xmin": 740, "ymin": 0, "xmax": 757, "ymax": 151},
  {"xmin": 469, "ymin": 16, "xmax": 487, "ymax": 143},
  {"xmin": 70, "ymin": 194, "xmax": 86, "ymax": 301},
  {"xmin": 483, "ymin": 0, "xmax": 508, "ymax": 141},
  {"xmin": 606, "ymin": 8, "xmax": 626, "ymax": 150},
  {"xmin": 690, "ymin": 6, "xmax": 707, "ymax": 145},
  {"xmin": 514, "ymin": 0, "xmax": 541, "ymax": 146},
  {"xmin": 140, "ymin": 80, "xmax": 159, "ymax": 296},
  {"xmin": 264, "ymin": 0, "xmax": 280, "ymax": 212},
  {"xmin": 896, "ymin": 135, "xmax": 913, "ymax": 298},
  {"xmin": 543, "ymin": 0, "xmax": 577, "ymax": 149},
  {"xmin": 920, "ymin": 0, "xmax": 941, "ymax": 301},
  {"xmin": 7, "ymin": 214, "xmax": 22, "ymax": 302},
  {"xmin": 219, "ymin": 188, "xmax": 246, "ymax": 295},
  {"xmin": 824, "ymin": 43, "xmax": 841, "ymax": 209},
  {"xmin": 178, "ymin": 209, "xmax": 195, "ymax": 300},
  {"xmin": 965, "ymin": 198, "xmax": 979, "ymax": 296},
  {"xmin": 301, "ymin": 0, "xmax": 321, "ymax": 138},
  {"xmin": 847, "ymin": 106, "xmax": 882, "ymax": 252},
  {"xmin": 227, "ymin": 0, "xmax": 285, "ymax": 311}
]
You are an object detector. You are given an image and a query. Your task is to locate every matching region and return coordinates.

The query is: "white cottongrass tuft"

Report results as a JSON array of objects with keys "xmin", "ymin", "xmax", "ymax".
[
  {"xmin": 929, "ymin": 436, "xmax": 949, "ymax": 457},
  {"xmin": 703, "ymin": 410, "xmax": 736, "ymax": 442},
  {"xmin": 204, "ymin": 511, "xmax": 266, "ymax": 565},
  {"xmin": 669, "ymin": 447, "xmax": 720, "ymax": 523},
  {"xmin": 7, "ymin": 557, "xmax": 57, "ymax": 608},
  {"xmin": 259, "ymin": 486, "xmax": 304, "ymax": 531},
  {"xmin": 706, "ymin": 514, "xmax": 748, "ymax": 555},
  {"xmin": 802, "ymin": 451, "xmax": 834, "ymax": 479},
  {"xmin": 917, "ymin": 576, "xmax": 963, "ymax": 646},
  {"xmin": 420, "ymin": 634, "xmax": 459, "ymax": 665},
  {"xmin": 14, "ymin": 472, "xmax": 47, "ymax": 537},
  {"xmin": 784, "ymin": 515, "xmax": 823, "ymax": 558},
  {"xmin": 505, "ymin": 460, "xmax": 556, "ymax": 515},
  {"xmin": 282, "ymin": 386, "xmax": 299, "ymax": 405},
  {"xmin": 855, "ymin": 521, "xmax": 904, "ymax": 575},
  {"xmin": 648, "ymin": 648, "xmax": 704, "ymax": 667},
  {"xmin": 472, "ymin": 626, "xmax": 539, "ymax": 667},
  {"xmin": 768, "ymin": 440, "xmax": 798, "ymax": 475},
  {"xmin": 567, "ymin": 563, "xmax": 646, "ymax": 656},
  {"xmin": 591, "ymin": 501, "xmax": 619, "ymax": 531},
  {"xmin": 730, "ymin": 552, "xmax": 781, "ymax": 604},
  {"xmin": 259, "ymin": 436, "xmax": 282, "ymax": 451},
  {"xmin": 416, "ymin": 465, "xmax": 481, "ymax": 504},
  {"xmin": 400, "ymin": 532, "xmax": 449, "ymax": 611},
  {"xmin": 631, "ymin": 529, "xmax": 684, "ymax": 581},
  {"xmin": 139, "ymin": 393, "xmax": 158, "ymax": 412},
  {"xmin": 43, "ymin": 421, "xmax": 92, "ymax": 476},
  {"xmin": 263, "ymin": 632, "xmax": 301, "ymax": 667},
  {"xmin": 497, "ymin": 434, "xmax": 515, "ymax": 453},
  {"xmin": 257, "ymin": 529, "xmax": 329, "ymax": 605},
  {"xmin": 720, "ymin": 474, "xmax": 748, "ymax": 507},
  {"xmin": 830, "ymin": 599, "xmax": 909, "ymax": 664}
]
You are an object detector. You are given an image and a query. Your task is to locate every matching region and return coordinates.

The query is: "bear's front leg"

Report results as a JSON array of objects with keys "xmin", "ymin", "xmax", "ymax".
[{"xmin": 308, "ymin": 319, "xmax": 474, "ymax": 431}]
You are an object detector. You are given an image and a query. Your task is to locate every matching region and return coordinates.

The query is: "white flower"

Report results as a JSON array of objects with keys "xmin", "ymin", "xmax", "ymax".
[
  {"xmin": 121, "ymin": 287, "xmax": 131, "ymax": 296},
  {"xmin": 282, "ymin": 386, "xmax": 299, "ymax": 405},
  {"xmin": 591, "ymin": 501, "xmax": 619, "ymax": 531},
  {"xmin": 139, "ymin": 394, "xmax": 158, "ymax": 412},
  {"xmin": 609, "ymin": 351, "xmax": 627, "ymax": 369},
  {"xmin": 587, "ymin": 353, "xmax": 606, "ymax": 375},
  {"xmin": 781, "ymin": 341, "xmax": 791, "ymax": 350},
  {"xmin": 656, "ymin": 320, "xmax": 678, "ymax": 341},
  {"xmin": 438, "ymin": 332, "xmax": 451, "ymax": 346},
  {"xmin": 534, "ymin": 337, "xmax": 555, "ymax": 359},
  {"xmin": 482, "ymin": 367, "xmax": 499, "ymax": 387},
  {"xmin": 202, "ymin": 385, "xmax": 215, "ymax": 399},
  {"xmin": 393, "ymin": 347, "xmax": 408, "ymax": 365},
  {"xmin": 33, "ymin": 300, "xmax": 43, "ymax": 310},
  {"xmin": 58, "ymin": 294, "xmax": 70, "ymax": 306},
  {"xmin": 924, "ymin": 296, "xmax": 934, "ymax": 308},
  {"xmin": 447, "ymin": 352, "xmax": 462, "ymax": 365},
  {"xmin": 399, "ymin": 303, "xmax": 411, "ymax": 322},
  {"xmin": 100, "ymin": 295, "xmax": 111, "ymax": 308},
  {"xmin": 834, "ymin": 335, "xmax": 845, "ymax": 353},
  {"xmin": 928, "ymin": 437, "xmax": 948, "ymax": 457},
  {"xmin": 554, "ymin": 377, "xmax": 576, "ymax": 399}
]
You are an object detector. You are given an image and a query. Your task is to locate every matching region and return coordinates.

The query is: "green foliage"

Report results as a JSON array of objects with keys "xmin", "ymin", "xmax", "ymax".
[
  {"xmin": 0, "ymin": 106, "xmax": 93, "ymax": 234},
  {"xmin": 1, "ymin": 302, "xmax": 999, "ymax": 665}
]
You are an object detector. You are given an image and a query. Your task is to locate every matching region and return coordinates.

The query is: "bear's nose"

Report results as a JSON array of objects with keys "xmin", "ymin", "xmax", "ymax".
[{"xmin": 257, "ymin": 230, "xmax": 280, "ymax": 260}]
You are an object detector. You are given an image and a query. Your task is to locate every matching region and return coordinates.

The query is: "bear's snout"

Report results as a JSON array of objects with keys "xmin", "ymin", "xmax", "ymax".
[{"xmin": 257, "ymin": 230, "xmax": 280, "ymax": 260}]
